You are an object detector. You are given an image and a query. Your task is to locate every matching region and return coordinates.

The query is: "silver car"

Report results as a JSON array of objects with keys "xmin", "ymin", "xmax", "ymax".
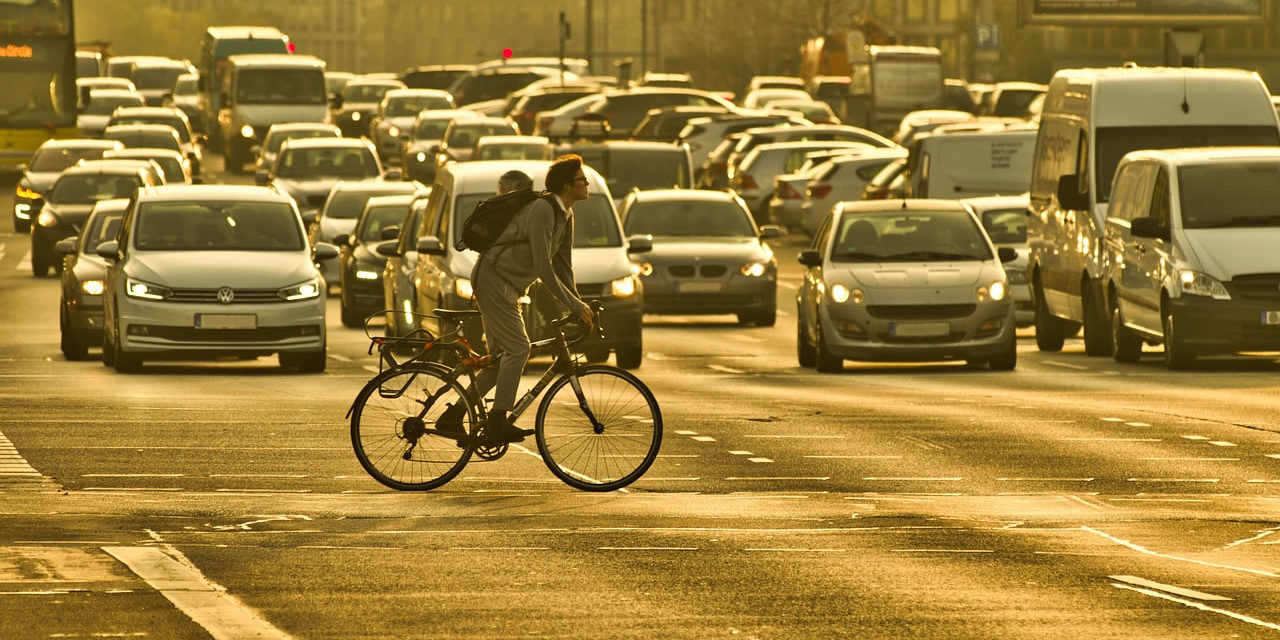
[
  {"xmin": 796, "ymin": 199, "xmax": 1018, "ymax": 371},
  {"xmin": 964, "ymin": 195, "xmax": 1031, "ymax": 328},
  {"xmin": 98, "ymin": 185, "xmax": 338, "ymax": 372}
]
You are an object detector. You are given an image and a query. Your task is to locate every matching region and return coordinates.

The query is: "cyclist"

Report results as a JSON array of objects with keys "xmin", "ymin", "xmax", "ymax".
[{"xmin": 436, "ymin": 157, "xmax": 594, "ymax": 443}]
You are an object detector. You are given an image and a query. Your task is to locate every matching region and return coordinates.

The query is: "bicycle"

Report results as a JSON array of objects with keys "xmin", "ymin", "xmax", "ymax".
[{"xmin": 347, "ymin": 302, "xmax": 663, "ymax": 492}]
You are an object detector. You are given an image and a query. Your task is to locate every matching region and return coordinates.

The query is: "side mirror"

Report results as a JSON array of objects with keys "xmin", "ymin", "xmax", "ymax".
[
  {"xmin": 96, "ymin": 240, "xmax": 119, "ymax": 261},
  {"xmin": 797, "ymin": 249, "xmax": 823, "ymax": 267},
  {"xmin": 375, "ymin": 241, "xmax": 400, "ymax": 257},
  {"xmin": 997, "ymin": 247, "xmax": 1018, "ymax": 263},
  {"xmin": 626, "ymin": 234, "xmax": 653, "ymax": 254},
  {"xmin": 301, "ymin": 210, "xmax": 319, "ymax": 226},
  {"xmin": 1130, "ymin": 216, "xmax": 1167, "ymax": 240},
  {"xmin": 383, "ymin": 168, "xmax": 403, "ymax": 181},
  {"xmin": 416, "ymin": 235, "xmax": 446, "ymax": 256},
  {"xmin": 759, "ymin": 225, "xmax": 783, "ymax": 239},
  {"xmin": 313, "ymin": 242, "xmax": 339, "ymax": 262},
  {"xmin": 332, "ymin": 233, "xmax": 350, "ymax": 247},
  {"xmin": 330, "ymin": 93, "xmax": 344, "ymax": 109},
  {"xmin": 254, "ymin": 170, "xmax": 271, "ymax": 186},
  {"xmin": 380, "ymin": 226, "xmax": 400, "ymax": 240},
  {"xmin": 55, "ymin": 238, "xmax": 77, "ymax": 255},
  {"xmin": 1056, "ymin": 174, "xmax": 1089, "ymax": 211}
]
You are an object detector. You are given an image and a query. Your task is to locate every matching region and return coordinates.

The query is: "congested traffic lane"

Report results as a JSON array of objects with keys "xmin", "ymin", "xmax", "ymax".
[{"xmin": 3, "ymin": 165, "xmax": 1280, "ymax": 638}]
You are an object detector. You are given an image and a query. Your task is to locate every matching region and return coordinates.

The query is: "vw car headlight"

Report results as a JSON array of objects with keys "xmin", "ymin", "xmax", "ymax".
[
  {"xmin": 740, "ymin": 261, "xmax": 768, "ymax": 277},
  {"xmin": 240, "ymin": 124, "xmax": 255, "ymax": 138},
  {"xmin": 611, "ymin": 275, "xmax": 637, "ymax": 297},
  {"xmin": 278, "ymin": 278, "xmax": 321, "ymax": 301},
  {"xmin": 1179, "ymin": 270, "xmax": 1231, "ymax": 300},
  {"xmin": 126, "ymin": 278, "xmax": 172, "ymax": 300},
  {"xmin": 80, "ymin": 280, "xmax": 105, "ymax": 295},
  {"xmin": 454, "ymin": 277, "xmax": 473, "ymax": 300}
]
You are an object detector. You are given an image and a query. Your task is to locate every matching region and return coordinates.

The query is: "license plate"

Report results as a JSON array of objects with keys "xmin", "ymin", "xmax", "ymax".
[
  {"xmin": 678, "ymin": 281, "xmax": 722, "ymax": 294},
  {"xmin": 1262, "ymin": 311, "xmax": 1280, "ymax": 325},
  {"xmin": 195, "ymin": 314, "xmax": 257, "ymax": 329},
  {"xmin": 890, "ymin": 322, "xmax": 950, "ymax": 337}
]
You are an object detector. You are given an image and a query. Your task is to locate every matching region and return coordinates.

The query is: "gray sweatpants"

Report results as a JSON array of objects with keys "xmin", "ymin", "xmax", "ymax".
[{"xmin": 471, "ymin": 266, "xmax": 529, "ymax": 413}]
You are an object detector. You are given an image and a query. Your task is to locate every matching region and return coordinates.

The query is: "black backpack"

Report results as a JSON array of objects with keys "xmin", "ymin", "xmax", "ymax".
[{"xmin": 456, "ymin": 188, "xmax": 550, "ymax": 252}]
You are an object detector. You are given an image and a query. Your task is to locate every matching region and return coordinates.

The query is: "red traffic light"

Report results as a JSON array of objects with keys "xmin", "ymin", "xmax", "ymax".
[
  {"xmin": 502, "ymin": 48, "xmax": 513, "ymax": 59},
  {"xmin": 286, "ymin": 41, "xmax": 296, "ymax": 53}
]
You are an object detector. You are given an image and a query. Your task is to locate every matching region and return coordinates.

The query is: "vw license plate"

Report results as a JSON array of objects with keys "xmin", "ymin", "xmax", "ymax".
[
  {"xmin": 678, "ymin": 281, "xmax": 722, "ymax": 294},
  {"xmin": 1262, "ymin": 311, "xmax": 1280, "ymax": 325},
  {"xmin": 890, "ymin": 322, "xmax": 949, "ymax": 337},
  {"xmin": 195, "ymin": 314, "xmax": 256, "ymax": 329}
]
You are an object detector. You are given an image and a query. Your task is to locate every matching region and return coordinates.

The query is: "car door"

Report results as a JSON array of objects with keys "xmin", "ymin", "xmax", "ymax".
[
  {"xmin": 800, "ymin": 213, "xmax": 834, "ymax": 344},
  {"xmin": 1134, "ymin": 165, "xmax": 1172, "ymax": 333},
  {"xmin": 386, "ymin": 197, "xmax": 426, "ymax": 326},
  {"xmin": 1107, "ymin": 162, "xmax": 1147, "ymax": 332},
  {"xmin": 413, "ymin": 185, "xmax": 448, "ymax": 334}
]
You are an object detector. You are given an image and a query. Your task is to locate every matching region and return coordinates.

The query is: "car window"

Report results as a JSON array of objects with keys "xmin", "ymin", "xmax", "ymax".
[
  {"xmin": 1178, "ymin": 161, "xmax": 1280, "ymax": 229},
  {"xmin": 237, "ymin": 69, "xmax": 327, "ymax": 105},
  {"xmin": 82, "ymin": 211, "xmax": 124, "ymax": 254},
  {"xmin": 278, "ymin": 147, "xmax": 378, "ymax": 178},
  {"xmin": 84, "ymin": 94, "xmax": 144, "ymax": 115},
  {"xmin": 980, "ymin": 208, "xmax": 1027, "ymax": 243},
  {"xmin": 830, "ymin": 210, "xmax": 992, "ymax": 262},
  {"xmin": 111, "ymin": 116, "xmax": 190, "ymax": 142},
  {"xmin": 386, "ymin": 96, "xmax": 453, "ymax": 117},
  {"xmin": 30, "ymin": 147, "xmax": 108, "ymax": 172},
  {"xmin": 476, "ymin": 143, "xmax": 550, "ymax": 161},
  {"xmin": 49, "ymin": 174, "xmax": 141, "ymax": 204},
  {"xmin": 623, "ymin": 200, "xmax": 754, "ymax": 237},
  {"xmin": 1095, "ymin": 125, "xmax": 1280, "ymax": 202},
  {"xmin": 342, "ymin": 83, "xmax": 399, "ymax": 103},
  {"xmin": 133, "ymin": 201, "xmax": 303, "ymax": 251},
  {"xmin": 414, "ymin": 118, "xmax": 452, "ymax": 139},
  {"xmin": 358, "ymin": 204, "xmax": 410, "ymax": 243},
  {"xmin": 578, "ymin": 148, "xmax": 690, "ymax": 194},
  {"xmin": 447, "ymin": 123, "xmax": 516, "ymax": 148}
]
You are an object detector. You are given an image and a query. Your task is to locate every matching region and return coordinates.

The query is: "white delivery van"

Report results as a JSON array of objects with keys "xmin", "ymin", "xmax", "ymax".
[
  {"xmin": 1103, "ymin": 147, "xmax": 1280, "ymax": 369},
  {"xmin": 908, "ymin": 124, "xmax": 1036, "ymax": 199},
  {"xmin": 1027, "ymin": 66, "xmax": 1280, "ymax": 356},
  {"xmin": 847, "ymin": 46, "xmax": 944, "ymax": 137},
  {"xmin": 217, "ymin": 54, "xmax": 329, "ymax": 174}
]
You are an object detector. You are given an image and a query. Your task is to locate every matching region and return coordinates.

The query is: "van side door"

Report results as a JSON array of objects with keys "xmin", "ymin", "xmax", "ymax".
[
  {"xmin": 1133, "ymin": 165, "xmax": 1172, "ymax": 332},
  {"xmin": 1106, "ymin": 161, "xmax": 1155, "ymax": 333}
]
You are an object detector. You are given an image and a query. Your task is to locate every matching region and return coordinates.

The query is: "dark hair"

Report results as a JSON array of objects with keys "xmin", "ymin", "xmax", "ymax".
[
  {"xmin": 497, "ymin": 169, "xmax": 533, "ymax": 194},
  {"xmin": 545, "ymin": 153, "xmax": 583, "ymax": 194}
]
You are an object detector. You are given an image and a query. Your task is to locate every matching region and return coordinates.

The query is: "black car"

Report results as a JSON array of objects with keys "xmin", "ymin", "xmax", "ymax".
[
  {"xmin": 31, "ymin": 164, "xmax": 155, "ymax": 277},
  {"xmin": 14, "ymin": 139, "xmax": 123, "ymax": 233},
  {"xmin": 400, "ymin": 64, "xmax": 474, "ymax": 91},
  {"xmin": 56, "ymin": 199, "xmax": 127, "ymax": 360},
  {"xmin": 336, "ymin": 194, "xmax": 413, "ymax": 327}
]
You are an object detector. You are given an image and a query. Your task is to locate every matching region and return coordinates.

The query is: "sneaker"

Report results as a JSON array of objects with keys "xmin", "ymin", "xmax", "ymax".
[
  {"xmin": 480, "ymin": 411, "xmax": 534, "ymax": 443},
  {"xmin": 434, "ymin": 403, "xmax": 467, "ymax": 440}
]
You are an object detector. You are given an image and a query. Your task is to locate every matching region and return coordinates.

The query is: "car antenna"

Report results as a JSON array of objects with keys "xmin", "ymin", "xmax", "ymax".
[{"xmin": 1181, "ymin": 69, "xmax": 1190, "ymax": 114}]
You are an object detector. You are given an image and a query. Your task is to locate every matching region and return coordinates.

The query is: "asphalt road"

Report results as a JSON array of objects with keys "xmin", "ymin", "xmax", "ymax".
[{"xmin": 1, "ymin": 154, "xmax": 1279, "ymax": 639}]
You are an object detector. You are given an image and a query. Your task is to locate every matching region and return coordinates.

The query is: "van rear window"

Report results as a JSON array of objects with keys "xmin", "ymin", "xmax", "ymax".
[{"xmin": 1096, "ymin": 125, "xmax": 1280, "ymax": 202}]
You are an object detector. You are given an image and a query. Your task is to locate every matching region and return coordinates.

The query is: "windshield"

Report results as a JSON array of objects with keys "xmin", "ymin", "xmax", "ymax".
[
  {"xmin": 446, "ymin": 123, "xmax": 516, "ymax": 148},
  {"xmin": 265, "ymin": 129, "xmax": 337, "ymax": 154},
  {"xmin": 84, "ymin": 94, "xmax": 144, "ymax": 115},
  {"xmin": 624, "ymin": 200, "xmax": 754, "ymax": 237},
  {"xmin": 475, "ymin": 143, "xmax": 550, "ymax": 161},
  {"xmin": 1178, "ymin": 162, "xmax": 1280, "ymax": 229},
  {"xmin": 49, "ymin": 174, "xmax": 142, "ymax": 204},
  {"xmin": 413, "ymin": 118, "xmax": 453, "ymax": 139},
  {"xmin": 82, "ymin": 210, "xmax": 123, "ymax": 254},
  {"xmin": 1096, "ymin": 125, "xmax": 1280, "ymax": 202},
  {"xmin": 132, "ymin": 67, "xmax": 185, "ymax": 90},
  {"xmin": 134, "ymin": 201, "xmax": 303, "ymax": 251},
  {"xmin": 111, "ymin": 116, "xmax": 189, "ymax": 142},
  {"xmin": 236, "ymin": 69, "xmax": 326, "ymax": 104},
  {"xmin": 106, "ymin": 130, "xmax": 180, "ymax": 152},
  {"xmin": 980, "ymin": 207, "xmax": 1027, "ymax": 243},
  {"xmin": 173, "ymin": 77, "xmax": 196, "ymax": 95},
  {"xmin": 0, "ymin": 39, "xmax": 75, "ymax": 127},
  {"xmin": 342, "ymin": 83, "xmax": 398, "ymax": 103},
  {"xmin": 142, "ymin": 156, "xmax": 183, "ymax": 183},
  {"xmin": 277, "ymin": 147, "xmax": 378, "ymax": 179},
  {"xmin": 29, "ymin": 146, "xmax": 109, "ymax": 172},
  {"xmin": 386, "ymin": 96, "xmax": 452, "ymax": 118},
  {"xmin": 830, "ymin": 210, "xmax": 992, "ymax": 262},
  {"xmin": 577, "ymin": 148, "xmax": 691, "ymax": 194},
  {"xmin": 358, "ymin": 204, "xmax": 410, "ymax": 243},
  {"xmin": 324, "ymin": 186, "xmax": 417, "ymax": 219},
  {"xmin": 453, "ymin": 193, "xmax": 622, "ymax": 248}
]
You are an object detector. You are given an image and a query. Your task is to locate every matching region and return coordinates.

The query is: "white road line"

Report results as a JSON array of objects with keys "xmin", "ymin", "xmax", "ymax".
[
  {"xmin": 892, "ymin": 549, "xmax": 994, "ymax": 553},
  {"xmin": 1101, "ymin": 417, "xmax": 1126, "ymax": 422},
  {"xmin": 1181, "ymin": 435, "xmax": 1210, "ymax": 440},
  {"xmin": 707, "ymin": 364, "xmax": 745, "ymax": 374},
  {"xmin": 726, "ymin": 335, "xmax": 768, "ymax": 343},
  {"xmin": 744, "ymin": 548, "xmax": 844, "ymax": 552},
  {"xmin": 1065, "ymin": 495, "xmax": 1104, "ymax": 510},
  {"xmin": 1108, "ymin": 498, "xmax": 1210, "ymax": 503},
  {"xmin": 997, "ymin": 477, "xmax": 1094, "ymax": 482},
  {"xmin": 83, "ymin": 487, "xmax": 183, "ymax": 492},
  {"xmin": 776, "ymin": 281, "xmax": 797, "ymax": 290},
  {"xmin": 745, "ymin": 434, "xmax": 844, "ymax": 439},
  {"xmin": 1109, "ymin": 575, "xmax": 1231, "ymax": 601},
  {"xmin": 1111, "ymin": 584, "xmax": 1280, "ymax": 631},
  {"xmin": 806, "ymin": 455, "xmax": 902, "ymax": 459},
  {"xmin": 105, "ymin": 546, "xmax": 298, "ymax": 640},
  {"xmin": 775, "ymin": 309, "xmax": 791, "ymax": 317},
  {"xmin": 597, "ymin": 547, "xmax": 697, "ymax": 551},
  {"xmin": 1043, "ymin": 361, "xmax": 1088, "ymax": 370},
  {"xmin": 1139, "ymin": 457, "xmax": 1238, "ymax": 462},
  {"xmin": 15, "ymin": 250, "xmax": 31, "ymax": 271},
  {"xmin": 691, "ymin": 436, "xmax": 716, "ymax": 442},
  {"xmin": 1209, "ymin": 441, "xmax": 1237, "ymax": 447},
  {"xmin": 724, "ymin": 476, "xmax": 830, "ymax": 481},
  {"xmin": 361, "ymin": 365, "xmax": 379, "ymax": 373},
  {"xmin": 863, "ymin": 477, "xmax": 963, "ymax": 481},
  {"xmin": 1082, "ymin": 526, "xmax": 1280, "ymax": 578},
  {"xmin": 747, "ymin": 457, "xmax": 774, "ymax": 463},
  {"xmin": 728, "ymin": 451, "xmax": 753, "ymax": 455},
  {"xmin": 1265, "ymin": 454, "xmax": 1280, "ymax": 459},
  {"xmin": 0, "ymin": 431, "xmax": 40, "ymax": 478},
  {"xmin": 1126, "ymin": 478, "xmax": 1220, "ymax": 483},
  {"xmin": 673, "ymin": 430, "xmax": 698, "ymax": 435},
  {"xmin": 329, "ymin": 353, "xmax": 352, "ymax": 362},
  {"xmin": 508, "ymin": 443, "xmax": 629, "ymax": 494},
  {"xmin": 1125, "ymin": 422, "xmax": 1151, "ymax": 427},
  {"xmin": 1221, "ymin": 526, "xmax": 1280, "ymax": 549},
  {"xmin": 1246, "ymin": 479, "xmax": 1280, "ymax": 483},
  {"xmin": 82, "ymin": 474, "xmax": 186, "ymax": 478},
  {"xmin": 1062, "ymin": 438, "xmax": 1161, "ymax": 442}
]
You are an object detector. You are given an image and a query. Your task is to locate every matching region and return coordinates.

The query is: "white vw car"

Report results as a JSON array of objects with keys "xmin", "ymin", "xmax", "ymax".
[{"xmin": 98, "ymin": 185, "xmax": 338, "ymax": 372}]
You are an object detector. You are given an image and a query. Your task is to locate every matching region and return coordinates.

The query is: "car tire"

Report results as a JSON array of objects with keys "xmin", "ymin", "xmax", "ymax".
[
  {"xmin": 796, "ymin": 317, "xmax": 816, "ymax": 368},
  {"xmin": 615, "ymin": 344, "xmax": 643, "ymax": 369},
  {"xmin": 102, "ymin": 324, "xmax": 116, "ymax": 366},
  {"xmin": 739, "ymin": 309, "xmax": 776, "ymax": 327},
  {"xmin": 988, "ymin": 331, "xmax": 1017, "ymax": 371},
  {"xmin": 31, "ymin": 251, "xmax": 49, "ymax": 278},
  {"xmin": 60, "ymin": 307, "xmax": 88, "ymax": 361},
  {"xmin": 1111, "ymin": 303, "xmax": 1142, "ymax": 363},
  {"xmin": 814, "ymin": 322, "xmax": 843, "ymax": 373},
  {"xmin": 1033, "ymin": 277, "xmax": 1065, "ymax": 352},
  {"xmin": 1162, "ymin": 306, "xmax": 1196, "ymax": 370},
  {"xmin": 281, "ymin": 349, "xmax": 326, "ymax": 373},
  {"xmin": 113, "ymin": 331, "xmax": 141, "ymax": 373},
  {"xmin": 1082, "ymin": 281, "xmax": 1113, "ymax": 357}
]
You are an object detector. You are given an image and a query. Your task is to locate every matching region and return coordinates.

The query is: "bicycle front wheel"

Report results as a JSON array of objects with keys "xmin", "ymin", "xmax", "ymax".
[
  {"xmin": 535, "ymin": 365, "xmax": 662, "ymax": 491},
  {"xmin": 350, "ymin": 364, "xmax": 476, "ymax": 491}
]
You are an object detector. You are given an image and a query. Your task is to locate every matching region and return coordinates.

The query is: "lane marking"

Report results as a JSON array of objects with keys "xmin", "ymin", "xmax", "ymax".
[
  {"xmin": 1139, "ymin": 457, "xmax": 1237, "ymax": 461},
  {"xmin": 1265, "ymin": 454, "xmax": 1280, "ymax": 459},
  {"xmin": 1062, "ymin": 438, "xmax": 1161, "ymax": 442},
  {"xmin": 1109, "ymin": 575, "xmax": 1231, "ymax": 601},
  {"xmin": 82, "ymin": 474, "xmax": 185, "ymax": 478},
  {"xmin": 707, "ymin": 364, "xmax": 745, "ymax": 374},
  {"xmin": 806, "ymin": 455, "xmax": 902, "ymax": 459},
  {"xmin": 892, "ymin": 549, "xmax": 994, "ymax": 553},
  {"xmin": 1125, "ymin": 422, "xmax": 1151, "ymax": 427},
  {"xmin": 747, "ymin": 457, "xmax": 774, "ymax": 463},
  {"xmin": 863, "ymin": 477, "xmax": 962, "ymax": 481},
  {"xmin": 83, "ymin": 487, "xmax": 182, "ymax": 492},
  {"xmin": 597, "ymin": 547, "xmax": 697, "ymax": 551},
  {"xmin": 691, "ymin": 436, "xmax": 716, "ymax": 442},
  {"xmin": 1065, "ymin": 495, "xmax": 1106, "ymax": 510},
  {"xmin": 728, "ymin": 450, "xmax": 753, "ymax": 455},
  {"xmin": 1082, "ymin": 527, "xmax": 1279, "ymax": 578},
  {"xmin": 1101, "ymin": 417, "xmax": 1126, "ymax": 422},
  {"xmin": 997, "ymin": 477, "xmax": 1094, "ymax": 482},
  {"xmin": 674, "ymin": 430, "xmax": 698, "ymax": 435},
  {"xmin": 745, "ymin": 435, "xmax": 844, "ymax": 439},
  {"xmin": 744, "ymin": 548, "xmax": 844, "ymax": 552},
  {"xmin": 1044, "ymin": 361, "xmax": 1088, "ymax": 370},
  {"xmin": 726, "ymin": 335, "xmax": 768, "ymax": 344},
  {"xmin": 104, "ymin": 546, "xmax": 297, "ymax": 640},
  {"xmin": 1221, "ymin": 526, "xmax": 1280, "ymax": 549},
  {"xmin": 328, "ymin": 353, "xmax": 352, "ymax": 362},
  {"xmin": 724, "ymin": 476, "xmax": 830, "ymax": 481},
  {"xmin": 1209, "ymin": 441, "xmax": 1237, "ymax": 447},
  {"xmin": 1246, "ymin": 479, "xmax": 1280, "ymax": 484},
  {"xmin": 1111, "ymin": 584, "xmax": 1280, "ymax": 631},
  {"xmin": 0, "ymin": 431, "xmax": 40, "ymax": 478},
  {"xmin": 361, "ymin": 365, "xmax": 379, "ymax": 373},
  {"xmin": 1126, "ymin": 478, "xmax": 1220, "ymax": 483},
  {"xmin": 1181, "ymin": 435, "xmax": 1210, "ymax": 440},
  {"xmin": 509, "ymin": 443, "xmax": 629, "ymax": 494}
]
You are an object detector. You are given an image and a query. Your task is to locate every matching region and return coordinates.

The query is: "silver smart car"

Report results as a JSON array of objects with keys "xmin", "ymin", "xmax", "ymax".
[{"xmin": 796, "ymin": 199, "xmax": 1017, "ymax": 371}]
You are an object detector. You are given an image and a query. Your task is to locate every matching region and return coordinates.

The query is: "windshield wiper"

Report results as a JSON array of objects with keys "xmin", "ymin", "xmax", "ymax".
[
  {"xmin": 1194, "ymin": 214, "xmax": 1280, "ymax": 229},
  {"xmin": 883, "ymin": 251, "xmax": 981, "ymax": 261}
]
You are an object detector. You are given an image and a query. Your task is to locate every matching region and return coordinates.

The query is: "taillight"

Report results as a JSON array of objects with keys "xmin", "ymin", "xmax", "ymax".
[
  {"xmin": 737, "ymin": 174, "xmax": 758, "ymax": 190},
  {"xmin": 867, "ymin": 186, "xmax": 889, "ymax": 200},
  {"xmin": 808, "ymin": 183, "xmax": 833, "ymax": 199},
  {"xmin": 778, "ymin": 182, "xmax": 803, "ymax": 199}
]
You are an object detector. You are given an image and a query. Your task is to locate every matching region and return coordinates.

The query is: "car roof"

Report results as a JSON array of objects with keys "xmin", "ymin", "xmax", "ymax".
[
  {"xmin": 629, "ymin": 189, "xmax": 739, "ymax": 203},
  {"xmin": 449, "ymin": 117, "xmax": 515, "ymax": 127},
  {"xmin": 365, "ymin": 194, "xmax": 416, "ymax": 207},
  {"xmin": 139, "ymin": 185, "xmax": 292, "ymax": 202},
  {"xmin": 281, "ymin": 137, "xmax": 373, "ymax": 150},
  {"xmin": 131, "ymin": 58, "xmax": 191, "ymax": 69},
  {"xmin": 347, "ymin": 77, "xmax": 407, "ymax": 87},
  {"xmin": 267, "ymin": 122, "xmax": 340, "ymax": 133},
  {"xmin": 961, "ymin": 194, "xmax": 1030, "ymax": 212},
  {"xmin": 567, "ymin": 140, "xmax": 684, "ymax": 152},
  {"xmin": 110, "ymin": 106, "xmax": 185, "ymax": 118},
  {"xmin": 330, "ymin": 180, "xmax": 424, "ymax": 194},
  {"xmin": 103, "ymin": 123, "xmax": 179, "ymax": 134},
  {"xmin": 443, "ymin": 160, "xmax": 606, "ymax": 192},
  {"xmin": 836, "ymin": 198, "xmax": 971, "ymax": 216},
  {"xmin": 226, "ymin": 54, "xmax": 324, "ymax": 69},
  {"xmin": 104, "ymin": 148, "xmax": 185, "ymax": 160},
  {"xmin": 38, "ymin": 138, "xmax": 122, "ymax": 150},
  {"xmin": 86, "ymin": 88, "xmax": 141, "ymax": 98},
  {"xmin": 90, "ymin": 198, "xmax": 131, "ymax": 214},
  {"xmin": 1124, "ymin": 146, "xmax": 1280, "ymax": 165},
  {"xmin": 384, "ymin": 88, "xmax": 451, "ymax": 99},
  {"xmin": 61, "ymin": 161, "xmax": 150, "ymax": 176},
  {"xmin": 414, "ymin": 109, "xmax": 478, "ymax": 122},
  {"xmin": 477, "ymin": 135, "xmax": 547, "ymax": 145}
]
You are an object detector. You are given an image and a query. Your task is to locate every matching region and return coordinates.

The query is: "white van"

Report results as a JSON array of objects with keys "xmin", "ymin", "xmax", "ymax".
[
  {"xmin": 1103, "ymin": 147, "xmax": 1280, "ymax": 369},
  {"xmin": 907, "ymin": 124, "xmax": 1036, "ymax": 199},
  {"xmin": 1027, "ymin": 66, "xmax": 1280, "ymax": 356},
  {"xmin": 218, "ymin": 54, "xmax": 329, "ymax": 174}
]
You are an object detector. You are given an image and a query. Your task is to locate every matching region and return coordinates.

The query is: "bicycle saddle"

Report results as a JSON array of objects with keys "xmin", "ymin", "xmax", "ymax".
[{"xmin": 433, "ymin": 309, "xmax": 481, "ymax": 320}]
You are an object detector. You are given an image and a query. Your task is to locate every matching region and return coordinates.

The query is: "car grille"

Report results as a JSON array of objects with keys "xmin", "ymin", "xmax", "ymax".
[
  {"xmin": 876, "ymin": 331, "xmax": 966, "ymax": 344},
  {"xmin": 668, "ymin": 265, "xmax": 729, "ymax": 278},
  {"xmin": 1228, "ymin": 274, "xmax": 1280, "ymax": 302},
  {"xmin": 131, "ymin": 325, "xmax": 320, "ymax": 342},
  {"xmin": 865, "ymin": 304, "xmax": 976, "ymax": 320},
  {"xmin": 167, "ymin": 288, "xmax": 286, "ymax": 304}
]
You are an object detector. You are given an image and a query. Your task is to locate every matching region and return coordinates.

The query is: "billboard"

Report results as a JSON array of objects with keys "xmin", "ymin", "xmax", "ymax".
[{"xmin": 1020, "ymin": 0, "xmax": 1266, "ymax": 26}]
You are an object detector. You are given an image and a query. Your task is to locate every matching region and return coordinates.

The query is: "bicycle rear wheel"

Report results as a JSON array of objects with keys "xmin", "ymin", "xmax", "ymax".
[
  {"xmin": 350, "ymin": 364, "xmax": 476, "ymax": 491},
  {"xmin": 534, "ymin": 365, "xmax": 662, "ymax": 491}
]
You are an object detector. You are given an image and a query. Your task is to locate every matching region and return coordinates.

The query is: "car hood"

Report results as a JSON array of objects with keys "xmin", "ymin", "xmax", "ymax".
[
  {"xmin": 319, "ymin": 216, "xmax": 358, "ymax": 242},
  {"xmin": 1181, "ymin": 228, "xmax": 1280, "ymax": 281},
  {"xmin": 237, "ymin": 104, "xmax": 328, "ymax": 125},
  {"xmin": 446, "ymin": 246, "xmax": 632, "ymax": 283},
  {"xmin": 844, "ymin": 261, "xmax": 987, "ymax": 287},
  {"xmin": 126, "ymin": 251, "xmax": 316, "ymax": 288},
  {"xmin": 643, "ymin": 237, "xmax": 767, "ymax": 262},
  {"xmin": 275, "ymin": 177, "xmax": 378, "ymax": 202}
]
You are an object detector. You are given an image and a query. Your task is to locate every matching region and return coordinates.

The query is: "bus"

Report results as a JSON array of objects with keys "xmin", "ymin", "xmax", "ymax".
[
  {"xmin": 196, "ymin": 25, "xmax": 292, "ymax": 151},
  {"xmin": 0, "ymin": 0, "xmax": 78, "ymax": 176}
]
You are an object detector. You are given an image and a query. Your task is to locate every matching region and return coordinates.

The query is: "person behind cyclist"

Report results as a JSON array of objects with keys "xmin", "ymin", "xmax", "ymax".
[{"xmin": 436, "ymin": 158, "xmax": 594, "ymax": 443}]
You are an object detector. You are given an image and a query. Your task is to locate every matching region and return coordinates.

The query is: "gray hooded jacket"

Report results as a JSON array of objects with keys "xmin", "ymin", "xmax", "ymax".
[{"xmin": 471, "ymin": 195, "xmax": 585, "ymax": 312}]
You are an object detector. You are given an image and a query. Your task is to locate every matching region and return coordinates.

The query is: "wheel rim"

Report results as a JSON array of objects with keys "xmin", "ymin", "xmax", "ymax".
[{"xmin": 352, "ymin": 367, "xmax": 473, "ymax": 490}]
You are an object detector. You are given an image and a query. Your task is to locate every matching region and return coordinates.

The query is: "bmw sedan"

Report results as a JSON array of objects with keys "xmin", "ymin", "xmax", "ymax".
[
  {"xmin": 620, "ymin": 189, "xmax": 779, "ymax": 325},
  {"xmin": 796, "ymin": 199, "xmax": 1018, "ymax": 372},
  {"xmin": 98, "ymin": 185, "xmax": 338, "ymax": 372}
]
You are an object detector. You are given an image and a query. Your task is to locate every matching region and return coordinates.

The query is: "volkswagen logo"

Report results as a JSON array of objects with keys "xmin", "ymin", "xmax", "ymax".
[{"xmin": 216, "ymin": 287, "xmax": 235, "ymax": 304}]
